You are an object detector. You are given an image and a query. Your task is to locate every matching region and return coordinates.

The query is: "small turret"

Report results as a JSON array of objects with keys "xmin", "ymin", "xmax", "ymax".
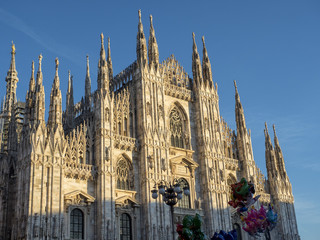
[
  {"xmin": 148, "ymin": 15, "xmax": 159, "ymax": 71},
  {"xmin": 136, "ymin": 9, "xmax": 148, "ymax": 69},
  {"xmin": 192, "ymin": 33, "xmax": 203, "ymax": 87}
]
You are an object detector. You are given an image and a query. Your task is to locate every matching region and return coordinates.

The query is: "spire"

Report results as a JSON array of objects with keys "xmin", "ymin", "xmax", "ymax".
[
  {"xmin": 24, "ymin": 61, "xmax": 36, "ymax": 127},
  {"xmin": 136, "ymin": 9, "xmax": 148, "ymax": 68},
  {"xmin": 85, "ymin": 55, "xmax": 92, "ymax": 107},
  {"xmin": 264, "ymin": 122, "xmax": 279, "ymax": 179},
  {"xmin": 32, "ymin": 54, "xmax": 45, "ymax": 125},
  {"xmin": 29, "ymin": 61, "xmax": 35, "ymax": 93},
  {"xmin": 107, "ymin": 38, "xmax": 114, "ymax": 92},
  {"xmin": 264, "ymin": 122, "xmax": 273, "ymax": 150},
  {"xmin": 65, "ymin": 71, "xmax": 75, "ymax": 131},
  {"xmin": 54, "ymin": 57, "xmax": 60, "ymax": 88},
  {"xmin": 4, "ymin": 42, "xmax": 19, "ymax": 113},
  {"xmin": 148, "ymin": 14, "xmax": 159, "ymax": 71},
  {"xmin": 97, "ymin": 33, "xmax": 109, "ymax": 93},
  {"xmin": 100, "ymin": 33, "xmax": 106, "ymax": 63},
  {"xmin": 234, "ymin": 80, "xmax": 247, "ymax": 137},
  {"xmin": 48, "ymin": 57, "xmax": 62, "ymax": 130},
  {"xmin": 201, "ymin": 36, "xmax": 213, "ymax": 87},
  {"xmin": 9, "ymin": 41, "xmax": 17, "ymax": 74},
  {"xmin": 272, "ymin": 124, "xmax": 280, "ymax": 149},
  {"xmin": 67, "ymin": 70, "xmax": 74, "ymax": 107},
  {"xmin": 273, "ymin": 124, "xmax": 287, "ymax": 178},
  {"xmin": 192, "ymin": 33, "xmax": 203, "ymax": 86}
]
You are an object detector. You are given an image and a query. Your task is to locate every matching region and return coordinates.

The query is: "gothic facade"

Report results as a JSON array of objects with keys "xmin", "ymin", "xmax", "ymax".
[{"xmin": 0, "ymin": 10, "xmax": 299, "ymax": 240}]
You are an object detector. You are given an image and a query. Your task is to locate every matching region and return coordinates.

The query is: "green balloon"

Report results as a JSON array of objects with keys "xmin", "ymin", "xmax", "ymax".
[
  {"xmin": 183, "ymin": 215, "xmax": 193, "ymax": 228},
  {"xmin": 192, "ymin": 214, "xmax": 202, "ymax": 230}
]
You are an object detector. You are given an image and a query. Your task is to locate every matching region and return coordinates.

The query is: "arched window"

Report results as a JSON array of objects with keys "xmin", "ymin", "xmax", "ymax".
[
  {"xmin": 116, "ymin": 158, "xmax": 133, "ymax": 190},
  {"xmin": 169, "ymin": 107, "xmax": 185, "ymax": 148},
  {"xmin": 124, "ymin": 117, "xmax": 128, "ymax": 136},
  {"xmin": 120, "ymin": 213, "xmax": 132, "ymax": 240},
  {"xmin": 86, "ymin": 150, "xmax": 90, "ymax": 164},
  {"xmin": 129, "ymin": 113, "xmax": 134, "ymax": 137},
  {"xmin": 177, "ymin": 178, "xmax": 191, "ymax": 209},
  {"xmin": 118, "ymin": 122, "xmax": 122, "ymax": 135},
  {"xmin": 70, "ymin": 208, "xmax": 84, "ymax": 239}
]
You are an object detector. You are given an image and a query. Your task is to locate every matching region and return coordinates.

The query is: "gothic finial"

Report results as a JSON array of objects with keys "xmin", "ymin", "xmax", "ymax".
[
  {"xmin": 273, "ymin": 124, "xmax": 279, "ymax": 143},
  {"xmin": 150, "ymin": 14, "xmax": 153, "ymax": 26},
  {"xmin": 38, "ymin": 54, "xmax": 43, "ymax": 71},
  {"xmin": 192, "ymin": 32, "xmax": 196, "ymax": 44},
  {"xmin": 101, "ymin": 33, "xmax": 104, "ymax": 46},
  {"xmin": 86, "ymin": 55, "xmax": 89, "ymax": 69},
  {"xmin": 55, "ymin": 57, "xmax": 59, "ymax": 74},
  {"xmin": 234, "ymin": 80, "xmax": 238, "ymax": 92},
  {"xmin": 31, "ymin": 61, "xmax": 35, "ymax": 76},
  {"xmin": 138, "ymin": 9, "xmax": 142, "ymax": 23},
  {"xmin": 202, "ymin": 36, "xmax": 205, "ymax": 46},
  {"xmin": 107, "ymin": 38, "xmax": 111, "ymax": 62},
  {"xmin": 265, "ymin": 122, "xmax": 268, "ymax": 132},
  {"xmin": 99, "ymin": 33, "xmax": 106, "ymax": 62}
]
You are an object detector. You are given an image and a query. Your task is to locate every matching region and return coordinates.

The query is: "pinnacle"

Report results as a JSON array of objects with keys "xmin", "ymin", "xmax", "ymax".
[
  {"xmin": 138, "ymin": 9, "xmax": 142, "ymax": 23},
  {"xmin": 38, "ymin": 54, "xmax": 43, "ymax": 72}
]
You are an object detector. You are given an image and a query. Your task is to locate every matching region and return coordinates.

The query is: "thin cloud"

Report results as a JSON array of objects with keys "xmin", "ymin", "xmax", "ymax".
[{"xmin": 0, "ymin": 8, "xmax": 82, "ymax": 65}]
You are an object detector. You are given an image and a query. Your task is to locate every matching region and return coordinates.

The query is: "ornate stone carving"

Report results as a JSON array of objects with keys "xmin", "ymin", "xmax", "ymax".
[{"xmin": 64, "ymin": 190, "xmax": 95, "ymax": 213}]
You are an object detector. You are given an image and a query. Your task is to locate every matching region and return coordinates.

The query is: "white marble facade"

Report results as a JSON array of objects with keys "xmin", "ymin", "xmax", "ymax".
[{"xmin": 0, "ymin": 10, "xmax": 299, "ymax": 240}]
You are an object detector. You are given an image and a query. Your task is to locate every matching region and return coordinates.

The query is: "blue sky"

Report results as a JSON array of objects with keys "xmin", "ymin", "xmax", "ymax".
[{"xmin": 0, "ymin": 0, "xmax": 319, "ymax": 239}]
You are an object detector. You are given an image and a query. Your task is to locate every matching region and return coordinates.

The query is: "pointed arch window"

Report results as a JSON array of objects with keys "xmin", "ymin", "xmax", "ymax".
[
  {"xmin": 169, "ymin": 107, "xmax": 185, "ymax": 148},
  {"xmin": 116, "ymin": 158, "xmax": 133, "ymax": 190},
  {"xmin": 70, "ymin": 208, "xmax": 84, "ymax": 239},
  {"xmin": 120, "ymin": 213, "xmax": 132, "ymax": 240},
  {"xmin": 177, "ymin": 178, "xmax": 191, "ymax": 208}
]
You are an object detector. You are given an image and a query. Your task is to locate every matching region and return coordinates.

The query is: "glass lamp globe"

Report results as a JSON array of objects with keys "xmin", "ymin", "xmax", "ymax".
[
  {"xmin": 159, "ymin": 185, "xmax": 165, "ymax": 195},
  {"xmin": 177, "ymin": 192, "xmax": 183, "ymax": 200},
  {"xmin": 162, "ymin": 195, "xmax": 168, "ymax": 202},
  {"xmin": 183, "ymin": 187, "xmax": 190, "ymax": 196},
  {"xmin": 151, "ymin": 189, "xmax": 158, "ymax": 199},
  {"xmin": 174, "ymin": 184, "xmax": 181, "ymax": 193}
]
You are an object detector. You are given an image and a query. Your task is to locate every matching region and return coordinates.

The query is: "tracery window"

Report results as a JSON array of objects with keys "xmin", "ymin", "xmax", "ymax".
[
  {"xmin": 116, "ymin": 159, "xmax": 133, "ymax": 190},
  {"xmin": 177, "ymin": 178, "xmax": 191, "ymax": 208},
  {"xmin": 170, "ymin": 107, "xmax": 185, "ymax": 148},
  {"xmin": 120, "ymin": 213, "xmax": 132, "ymax": 240},
  {"xmin": 70, "ymin": 208, "xmax": 84, "ymax": 239}
]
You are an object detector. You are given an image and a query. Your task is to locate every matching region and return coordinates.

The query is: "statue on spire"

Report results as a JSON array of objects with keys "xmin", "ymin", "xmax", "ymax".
[{"xmin": 11, "ymin": 41, "xmax": 16, "ymax": 54}]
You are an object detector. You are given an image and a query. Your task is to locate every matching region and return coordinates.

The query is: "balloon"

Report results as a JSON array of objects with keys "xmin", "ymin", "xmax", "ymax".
[
  {"xmin": 241, "ymin": 204, "xmax": 278, "ymax": 236},
  {"xmin": 177, "ymin": 214, "xmax": 208, "ymax": 240},
  {"xmin": 228, "ymin": 177, "xmax": 259, "ymax": 213},
  {"xmin": 211, "ymin": 229, "xmax": 237, "ymax": 240}
]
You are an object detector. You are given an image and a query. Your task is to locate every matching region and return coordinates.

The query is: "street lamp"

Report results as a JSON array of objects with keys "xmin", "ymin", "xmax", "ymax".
[{"xmin": 151, "ymin": 179, "xmax": 190, "ymax": 240}]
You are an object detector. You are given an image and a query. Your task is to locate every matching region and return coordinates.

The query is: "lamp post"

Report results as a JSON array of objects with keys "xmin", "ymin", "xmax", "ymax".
[{"xmin": 151, "ymin": 179, "xmax": 190, "ymax": 240}]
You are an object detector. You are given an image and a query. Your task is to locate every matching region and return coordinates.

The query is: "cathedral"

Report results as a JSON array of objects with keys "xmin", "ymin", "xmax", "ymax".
[{"xmin": 0, "ymin": 10, "xmax": 300, "ymax": 240}]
